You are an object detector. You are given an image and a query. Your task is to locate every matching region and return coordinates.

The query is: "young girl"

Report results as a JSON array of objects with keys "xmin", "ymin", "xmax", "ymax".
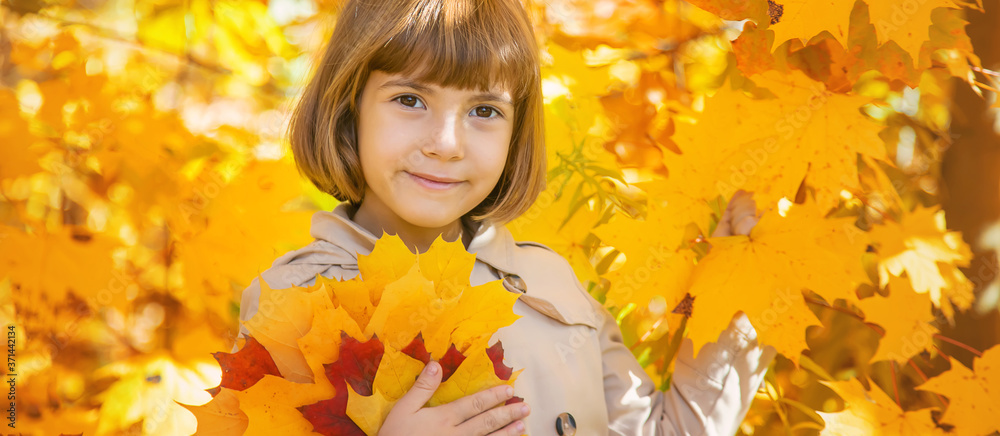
[{"xmin": 237, "ymin": 0, "xmax": 777, "ymax": 434}]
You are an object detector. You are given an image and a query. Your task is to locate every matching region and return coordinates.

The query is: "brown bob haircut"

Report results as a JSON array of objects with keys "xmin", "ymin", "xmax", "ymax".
[{"xmin": 288, "ymin": 0, "xmax": 547, "ymax": 226}]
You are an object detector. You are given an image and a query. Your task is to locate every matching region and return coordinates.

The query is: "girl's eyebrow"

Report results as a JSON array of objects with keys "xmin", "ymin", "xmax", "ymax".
[{"xmin": 378, "ymin": 78, "xmax": 513, "ymax": 107}]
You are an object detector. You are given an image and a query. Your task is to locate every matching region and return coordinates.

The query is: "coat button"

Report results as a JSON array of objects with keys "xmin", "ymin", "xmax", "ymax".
[
  {"xmin": 555, "ymin": 412, "xmax": 576, "ymax": 436},
  {"xmin": 502, "ymin": 274, "xmax": 527, "ymax": 294}
]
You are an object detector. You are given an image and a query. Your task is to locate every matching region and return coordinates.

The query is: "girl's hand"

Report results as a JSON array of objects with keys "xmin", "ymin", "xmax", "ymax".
[
  {"xmin": 378, "ymin": 361, "xmax": 530, "ymax": 436},
  {"xmin": 711, "ymin": 190, "xmax": 762, "ymax": 238}
]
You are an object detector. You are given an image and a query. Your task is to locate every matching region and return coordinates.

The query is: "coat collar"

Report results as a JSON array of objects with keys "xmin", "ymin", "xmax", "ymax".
[{"xmin": 310, "ymin": 202, "xmax": 517, "ymax": 274}]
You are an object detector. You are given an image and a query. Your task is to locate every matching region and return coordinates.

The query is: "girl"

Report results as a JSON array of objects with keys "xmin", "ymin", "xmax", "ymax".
[{"xmin": 237, "ymin": 0, "xmax": 777, "ymax": 434}]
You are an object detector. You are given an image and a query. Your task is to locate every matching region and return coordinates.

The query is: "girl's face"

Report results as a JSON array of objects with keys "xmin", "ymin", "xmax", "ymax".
[{"xmin": 356, "ymin": 69, "xmax": 514, "ymax": 230}]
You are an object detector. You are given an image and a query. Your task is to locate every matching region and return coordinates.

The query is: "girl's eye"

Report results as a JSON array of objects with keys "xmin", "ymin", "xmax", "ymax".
[
  {"xmin": 394, "ymin": 95, "xmax": 502, "ymax": 119},
  {"xmin": 471, "ymin": 106, "xmax": 502, "ymax": 119},
  {"xmin": 395, "ymin": 95, "xmax": 425, "ymax": 109}
]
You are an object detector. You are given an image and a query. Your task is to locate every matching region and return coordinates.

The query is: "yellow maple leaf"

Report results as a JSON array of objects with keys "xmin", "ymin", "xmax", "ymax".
[
  {"xmin": 234, "ymin": 374, "xmax": 335, "ymax": 436},
  {"xmin": 686, "ymin": 199, "xmax": 869, "ymax": 359},
  {"xmin": 921, "ymin": 7, "xmax": 981, "ymax": 88},
  {"xmin": 766, "ymin": 0, "xmax": 854, "ymax": 49},
  {"xmin": 363, "ymin": 234, "xmax": 520, "ymax": 357},
  {"xmin": 347, "ymin": 387, "xmax": 394, "ymax": 436},
  {"xmin": 428, "ymin": 343, "xmax": 522, "ymax": 407},
  {"xmin": 819, "ymin": 378, "xmax": 945, "ymax": 435},
  {"xmin": 372, "ymin": 344, "xmax": 427, "ymax": 402},
  {"xmin": 869, "ymin": 204, "xmax": 974, "ymax": 321},
  {"xmin": 297, "ymin": 288, "xmax": 365, "ymax": 379},
  {"xmin": 243, "ymin": 279, "xmax": 317, "ymax": 383},
  {"xmin": 858, "ymin": 275, "xmax": 939, "ymax": 363},
  {"xmin": 667, "ymin": 69, "xmax": 886, "ymax": 212},
  {"xmin": 364, "ymin": 263, "xmax": 440, "ymax": 350},
  {"xmin": 868, "ymin": 0, "xmax": 959, "ymax": 61},
  {"xmin": 635, "ymin": 179, "xmax": 718, "ymax": 232},
  {"xmin": 420, "ymin": 279, "xmax": 519, "ymax": 357},
  {"xmin": 593, "ymin": 199, "xmax": 696, "ymax": 327},
  {"xmin": 328, "ymin": 277, "xmax": 377, "ymax": 332},
  {"xmin": 418, "ymin": 234, "xmax": 478, "ymax": 297},
  {"xmin": 180, "ymin": 388, "xmax": 248, "ymax": 436},
  {"xmin": 357, "ymin": 232, "xmax": 421, "ymax": 304},
  {"xmin": 919, "ymin": 344, "xmax": 1000, "ymax": 436}
]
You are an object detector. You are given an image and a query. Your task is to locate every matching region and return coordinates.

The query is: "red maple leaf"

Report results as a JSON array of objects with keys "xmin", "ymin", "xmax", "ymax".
[
  {"xmin": 298, "ymin": 395, "xmax": 363, "ymax": 436},
  {"xmin": 439, "ymin": 344, "xmax": 467, "ymax": 382},
  {"xmin": 486, "ymin": 341, "xmax": 514, "ymax": 380},
  {"xmin": 401, "ymin": 333, "xmax": 431, "ymax": 363},
  {"xmin": 210, "ymin": 336, "xmax": 281, "ymax": 393},
  {"xmin": 299, "ymin": 332, "xmax": 384, "ymax": 436},
  {"xmin": 331, "ymin": 332, "xmax": 385, "ymax": 396},
  {"xmin": 400, "ymin": 334, "xmax": 466, "ymax": 382},
  {"xmin": 299, "ymin": 333, "xmax": 522, "ymax": 433}
]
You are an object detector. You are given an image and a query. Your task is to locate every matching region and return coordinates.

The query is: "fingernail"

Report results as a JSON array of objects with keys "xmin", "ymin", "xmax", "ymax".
[
  {"xmin": 521, "ymin": 404, "xmax": 530, "ymax": 415},
  {"xmin": 516, "ymin": 421, "xmax": 525, "ymax": 431},
  {"xmin": 505, "ymin": 386, "xmax": 514, "ymax": 397},
  {"xmin": 426, "ymin": 361, "xmax": 438, "ymax": 375}
]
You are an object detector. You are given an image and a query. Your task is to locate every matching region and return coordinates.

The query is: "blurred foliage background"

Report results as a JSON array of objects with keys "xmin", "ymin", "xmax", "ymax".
[{"xmin": 1, "ymin": 0, "xmax": 999, "ymax": 434}]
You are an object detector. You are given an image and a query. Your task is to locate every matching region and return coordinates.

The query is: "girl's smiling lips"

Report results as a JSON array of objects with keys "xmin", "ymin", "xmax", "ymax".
[{"xmin": 406, "ymin": 171, "xmax": 463, "ymax": 190}]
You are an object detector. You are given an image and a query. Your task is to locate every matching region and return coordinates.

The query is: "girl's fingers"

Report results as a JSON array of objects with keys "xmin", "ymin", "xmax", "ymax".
[
  {"xmin": 725, "ymin": 191, "xmax": 740, "ymax": 211},
  {"xmin": 459, "ymin": 402, "xmax": 530, "ymax": 436},
  {"xmin": 447, "ymin": 384, "xmax": 516, "ymax": 424},
  {"xmin": 731, "ymin": 203, "xmax": 757, "ymax": 222},
  {"xmin": 711, "ymin": 213, "xmax": 733, "ymax": 238},
  {"xmin": 393, "ymin": 361, "xmax": 442, "ymax": 414},
  {"xmin": 731, "ymin": 189, "xmax": 751, "ymax": 202},
  {"xmin": 733, "ymin": 214, "xmax": 759, "ymax": 236},
  {"xmin": 486, "ymin": 419, "xmax": 527, "ymax": 436},
  {"xmin": 715, "ymin": 190, "xmax": 760, "ymax": 238}
]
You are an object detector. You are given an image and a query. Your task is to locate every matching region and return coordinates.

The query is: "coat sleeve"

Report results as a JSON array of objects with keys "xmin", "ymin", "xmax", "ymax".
[{"xmin": 596, "ymin": 298, "xmax": 777, "ymax": 436}]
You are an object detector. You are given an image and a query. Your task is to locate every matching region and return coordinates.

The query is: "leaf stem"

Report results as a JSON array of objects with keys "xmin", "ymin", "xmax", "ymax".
[
  {"xmin": 933, "ymin": 334, "xmax": 982, "ymax": 358},
  {"xmin": 890, "ymin": 360, "xmax": 901, "ymax": 408},
  {"xmin": 932, "ymin": 344, "xmax": 953, "ymax": 362}
]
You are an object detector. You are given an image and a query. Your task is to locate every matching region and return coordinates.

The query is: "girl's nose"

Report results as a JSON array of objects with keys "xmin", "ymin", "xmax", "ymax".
[{"xmin": 421, "ymin": 113, "xmax": 464, "ymax": 160}]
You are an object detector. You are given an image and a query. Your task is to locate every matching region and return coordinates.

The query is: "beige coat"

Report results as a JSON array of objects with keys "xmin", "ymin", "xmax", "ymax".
[{"xmin": 237, "ymin": 203, "xmax": 777, "ymax": 436}]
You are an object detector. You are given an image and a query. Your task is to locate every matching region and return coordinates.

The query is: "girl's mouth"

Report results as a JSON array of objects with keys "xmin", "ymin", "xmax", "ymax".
[{"xmin": 406, "ymin": 172, "xmax": 462, "ymax": 190}]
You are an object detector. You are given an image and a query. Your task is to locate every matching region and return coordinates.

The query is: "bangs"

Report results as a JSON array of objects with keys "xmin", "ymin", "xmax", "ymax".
[{"xmin": 367, "ymin": 0, "xmax": 537, "ymax": 102}]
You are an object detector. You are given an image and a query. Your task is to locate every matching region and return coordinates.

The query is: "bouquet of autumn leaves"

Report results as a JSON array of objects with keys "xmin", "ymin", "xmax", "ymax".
[{"xmin": 184, "ymin": 235, "xmax": 523, "ymax": 435}]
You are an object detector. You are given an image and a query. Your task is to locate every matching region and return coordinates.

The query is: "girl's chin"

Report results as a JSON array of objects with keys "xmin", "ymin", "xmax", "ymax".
[{"xmin": 395, "ymin": 205, "xmax": 464, "ymax": 229}]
